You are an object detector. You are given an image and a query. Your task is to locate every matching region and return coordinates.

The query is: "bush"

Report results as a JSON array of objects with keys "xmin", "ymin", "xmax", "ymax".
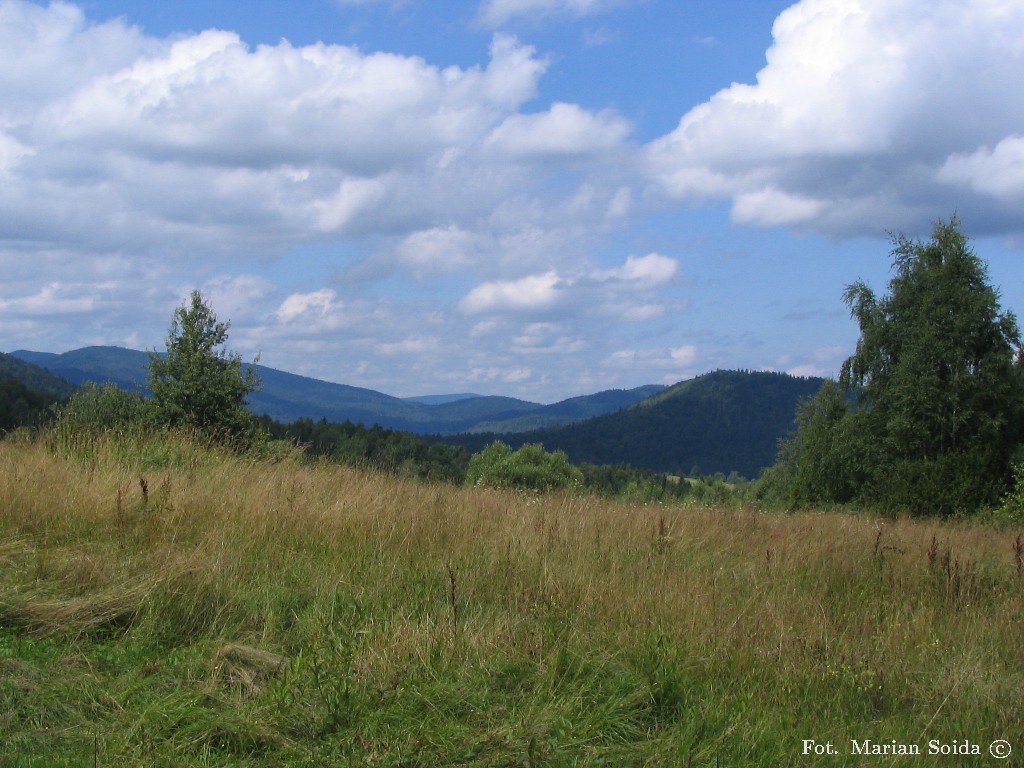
[
  {"xmin": 466, "ymin": 441, "xmax": 583, "ymax": 493},
  {"xmin": 989, "ymin": 462, "xmax": 1024, "ymax": 526},
  {"xmin": 55, "ymin": 382, "xmax": 150, "ymax": 435}
]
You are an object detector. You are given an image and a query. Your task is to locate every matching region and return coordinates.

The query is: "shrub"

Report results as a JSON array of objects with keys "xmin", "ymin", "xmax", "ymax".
[
  {"xmin": 54, "ymin": 381, "xmax": 150, "ymax": 435},
  {"xmin": 989, "ymin": 462, "xmax": 1024, "ymax": 526},
  {"xmin": 466, "ymin": 441, "xmax": 583, "ymax": 493}
]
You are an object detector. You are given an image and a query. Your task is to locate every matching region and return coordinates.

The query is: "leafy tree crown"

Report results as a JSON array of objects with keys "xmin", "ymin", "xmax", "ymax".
[
  {"xmin": 147, "ymin": 290, "xmax": 260, "ymax": 442},
  {"xmin": 764, "ymin": 217, "xmax": 1024, "ymax": 515}
]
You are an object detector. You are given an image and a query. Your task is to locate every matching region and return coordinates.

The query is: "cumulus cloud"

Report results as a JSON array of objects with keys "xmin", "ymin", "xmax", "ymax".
[
  {"xmin": 593, "ymin": 252, "xmax": 677, "ymax": 287},
  {"xmin": 460, "ymin": 271, "xmax": 564, "ymax": 314},
  {"xmin": 0, "ymin": 1, "xmax": 153, "ymax": 115},
  {"xmin": 274, "ymin": 289, "xmax": 347, "ymax": 331},
  {"xmin": 459, "ymin": 251, "xmax": 680, "ymax": 320},
  {"xmin": 0, "ymin": 282, "xmax": 95, "ymax": 316},
  {"xmin": 394, "ymin": 225, "xmax": 482, "ymax": 279},
  {"xmin": 20, "ymin": 0, "xmax": 1010, "ymax": 402},
  {"xmin": 199, "ymin": 275, "xmax": 276, "ymax": 326},
  {"xmin": 483, "ymin": 102, "xmax": 632, "ymax": 159},
  {"xmin": 0, "ymin": 1, "xmax": 572, "ymax": 259},
  {"xmin": 646, "ymin": 0, "xmax": 1024, "ymax": 236},
  {"xmin": 511, "ymin": 322, "xmax": 585, "ymax": 355},
  {"xmin": 45, "ymin": 30, "xmax": 543, "ymax": 173},
  {"xmin": 938, "ymin": 135, "xmax": 1024, "ymax": 200}
]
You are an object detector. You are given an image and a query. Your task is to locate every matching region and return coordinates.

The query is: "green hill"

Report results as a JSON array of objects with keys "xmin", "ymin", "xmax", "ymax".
[
  {"xmin": 463, "ymin": 385, "xmax": 665, "ymax": 433},
  {"xmin": 445, "ymin": 370, "xmax": 826, "ymax": 479},
  {"xmin": 0, "ymin": 351, "xmax": 78, "ymax": 399},
  {"xmin": 0, "ymin": 352, "xmax": 78, "ymax": 431}
]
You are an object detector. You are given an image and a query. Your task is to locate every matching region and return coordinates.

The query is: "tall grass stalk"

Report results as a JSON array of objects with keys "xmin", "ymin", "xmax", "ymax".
[{"xmin": 1, "ymin": 433, "xmax": 1022, "ymax": 765}]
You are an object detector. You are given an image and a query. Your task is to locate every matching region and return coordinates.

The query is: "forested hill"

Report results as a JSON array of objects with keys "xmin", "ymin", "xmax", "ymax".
[
  {"xmin": 445, "ymin": 370, "xmax": 826, "ymax": 479},
  {"xmin": 0, "ymin": 352, "xmax": 77, "ymax": 432},
  {"xmin": 0, "ymin": 351, "xmax": 78, "ymax": 399}
]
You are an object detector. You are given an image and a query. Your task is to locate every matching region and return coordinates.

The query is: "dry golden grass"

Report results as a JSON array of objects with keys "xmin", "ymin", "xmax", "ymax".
[{"xmin": 2, "ymin": 433, "xmax": 1023, "ymax": 765}]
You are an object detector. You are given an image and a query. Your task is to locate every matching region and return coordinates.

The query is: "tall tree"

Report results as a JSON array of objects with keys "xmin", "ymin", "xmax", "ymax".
[
  {"xmin": 764, "ymin": 218, "xmax": 1024, "ymax": 515},
  {"xmin": 147, "ymin": 290, "xmax": 261, "ymax": 442}
]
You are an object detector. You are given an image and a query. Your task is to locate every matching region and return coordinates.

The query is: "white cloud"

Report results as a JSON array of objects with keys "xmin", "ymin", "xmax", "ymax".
[
  {"xmin": 938, "ymin": 135, "xmax": 1024, "ymax": 200},
  {"xmin": 670, "ymin": 345, "xmax": 697, "ymax": 366},
  {"xmin": 617, "ymin": 303, "xmax": 664, "ymax": 322},
  {"xmin": 511, "ymin": 323, "xmax": 585, "ymax": 355},
  {"xmin": 594, "ymin": 252, "xmax": 677, "ymax": 287},
  {"xmin": 460, "ymin": 271, "xmax": 563, "ymax": 314},
  {"xmin": 394, "ymin": 225, "xmax": 481, "ymax": 279},
  {"xmin": 274, "ymin": 289, "xmax": 345, "ymax": 329},
  {"xmin": 483, "ymin": 102, "xmax": 632, "ymax": 159},
  {"xmin": 469, "ymin": 365, "xmax": 533, "ymax": 384},
  {"xmin": 0, "ymin": 132, "xmax": 32, "ymax": 175},
  {"xmin": 377, "ymin": 337, "xmax": 439, "ymax": 355},
  {"xmin": 11, "ymin": 0, "xmax": 984, "ymax": 403},
  {"xmin": 0, "ymin": 0, "xmax": 651, "ymax": 398},
  {"xmin": 605, "ymin": 344, "xmax": 699, "ymax": 380},
  {"xmin": 646, "ymin": 0, "xmax": 1024, "ymax": 236},
  {"xmin": 0, "ymin": 1, "xmax": 153, "ymax": 116},
  {"xmin": 44, "ymin": 30, "xmax": 544, "ymax": 173},
  {"xmin": 458, "ymin": 250, "xmax": 679, "ymax": 319},
  {"xmin": 0, "ymin": 282, "xmax": 95, "ymax": 315},
  {"xmin": 477, "ymin": 0, "xmax": 630, "ymax": 27},
  {"xmin": 200, "ymin": 275, "xmax": 276, "ymax": 326},
  {"xmin": 785, "ymin": 363, "xmax": 823, "ymax": 378},
  {"xmin": 731, "ymin": 188, "xmax": 825, "ymax": 228},
  {"xmin": 583, "ymin": 26, "xmax": 617, "ymax": 47},
  {"xmin": 313, "ymin": 178, "xmax": 389, "ymax": 234},
  {"xmin": 0, "ymin": 2, "xmax": 556, "ymax": 258}
]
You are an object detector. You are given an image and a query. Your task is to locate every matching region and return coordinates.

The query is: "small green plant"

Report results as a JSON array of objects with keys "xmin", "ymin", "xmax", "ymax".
[
  {"xmin": 466, "ymin": 441, "xmax": 583, "ymax": 493},
  {"xmin": 54, "ymin": 381, "xmax": 150, "ymax": 435}
]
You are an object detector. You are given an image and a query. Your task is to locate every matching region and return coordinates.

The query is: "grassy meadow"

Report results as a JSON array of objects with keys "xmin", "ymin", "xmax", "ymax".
[{"xmin": 1, "ymin": 431, "xmax": 1023, "ymax": 766}]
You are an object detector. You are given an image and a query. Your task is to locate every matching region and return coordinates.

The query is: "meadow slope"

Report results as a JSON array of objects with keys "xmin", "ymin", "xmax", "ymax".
[{"xmin": 1, "ymin": 433, "xmax": 1022, "ymax": 766}]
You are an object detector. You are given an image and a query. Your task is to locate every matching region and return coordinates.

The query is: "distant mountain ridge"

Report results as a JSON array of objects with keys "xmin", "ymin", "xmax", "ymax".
[
  {"xmin": 7, "ymin": 346, "xmax": 663, "ymax": 435},
  {"xmin": 402, "ymin": 393, "xmax": 482, "ymax": 405},
  {"xmin": 444, "ymin": 370, "xmax": 826, "ymax": 479},
  {"xmin": 5, "ymin": 347, "xmax": 825, "ymax": 478}
]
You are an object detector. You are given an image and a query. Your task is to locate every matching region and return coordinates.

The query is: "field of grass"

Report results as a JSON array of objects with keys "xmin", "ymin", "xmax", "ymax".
[{"xmin": 1, "ymin": 432, "xmax": 1022, "ymax": 766}]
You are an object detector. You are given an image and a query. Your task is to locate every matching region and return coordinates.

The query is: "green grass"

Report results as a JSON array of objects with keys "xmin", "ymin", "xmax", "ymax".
[{"xmin": 1, "ymin": 431, "xmax": 1022, "ymax": 766}]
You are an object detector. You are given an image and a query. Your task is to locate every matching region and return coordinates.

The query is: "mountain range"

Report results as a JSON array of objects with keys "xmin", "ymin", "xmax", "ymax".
[
  {"xmin": 6, "ymin": 346, "xmax": 663, "ymax": 435},
  {"xmin": 4, "ymin": 346, "xmax": 825, "ymax": 477}
]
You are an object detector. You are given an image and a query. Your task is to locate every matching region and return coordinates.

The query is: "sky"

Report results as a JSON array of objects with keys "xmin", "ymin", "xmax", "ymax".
[{"xmin": 1, "ymin": 0, "xmax": 1023, "ymax": 402}]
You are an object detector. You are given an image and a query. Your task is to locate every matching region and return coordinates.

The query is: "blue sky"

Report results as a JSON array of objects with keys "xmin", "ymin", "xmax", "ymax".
[{"xmin": 2, "ymin": 0, "xmax": 1023, "ymax": 402}]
